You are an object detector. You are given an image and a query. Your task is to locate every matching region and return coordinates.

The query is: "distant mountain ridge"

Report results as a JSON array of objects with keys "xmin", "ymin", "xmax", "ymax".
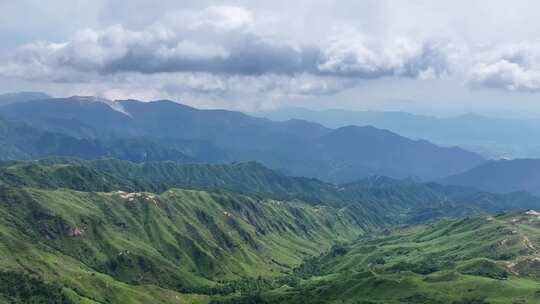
[
  {"xmin": 441, "ymin": 158, "xmax": 540, "ymax": 196},
  {"xmin": 0, "ymin": 91, "xmax": 50, "ymax": 106},
  {"xmin": 0, "ymin": 117, "xmax": 195, "ymax": 162},
  {"xmin": 0, "ymin": 95, "xmax": 485, "ymax": 183},
  {"xmin": 254, "ymin": 107, "xmax": 540, "ymax": 158}
]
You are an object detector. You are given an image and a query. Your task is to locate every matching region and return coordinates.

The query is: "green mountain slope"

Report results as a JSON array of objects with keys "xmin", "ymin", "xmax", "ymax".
[
  {"xmin": 0, "ymin": 159, "xmax": 343, "ymax": 202},
  {"xmin": 243, "ymin": 211, "xmax": 540, "ymax": 304},
  {"xmin": 1, "ymin": 159, "xmax": 540, "ymax": 303},
  {"xmin": 1, "ymin": 159, "xmax": 539, "ymax": 224},
  {"xmin": 0, "ymin": 185, "xmax": 378, "ymax": 303}
]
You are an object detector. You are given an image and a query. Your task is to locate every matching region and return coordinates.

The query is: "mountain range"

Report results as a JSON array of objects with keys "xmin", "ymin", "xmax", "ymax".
[
  {"xmin": 0, "ymin": 93, "xmax": 485, "ymax": 183},
  {"xmin": 254, "ymin": 107, "xmax": 540, "ymax": 159},
  {"xmin": 441, "ymin": 159, "xmax": 540, "ymax": 196},
  {"xmin": 2, "ymin": 92, "xmax": 540, "ymax": 303}
]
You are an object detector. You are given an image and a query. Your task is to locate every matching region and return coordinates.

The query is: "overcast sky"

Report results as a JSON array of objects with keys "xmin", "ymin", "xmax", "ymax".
[{"xmin": 2, "ymin": 0, "xmax": 540, "ymax": 117}]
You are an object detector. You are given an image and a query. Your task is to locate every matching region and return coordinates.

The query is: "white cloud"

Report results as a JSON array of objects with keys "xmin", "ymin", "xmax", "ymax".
[
  {"xmin": 193, "ymin": 6, "xmax": 255, "ymax": 31},
  {"xmin": 0, "ymin": 5, "xmax": 450, "ymax": 79},
  {"xmin": 469, "ymin": 42, "xmax": 540, "ymax": 91},
  {"xmin": 8, "ymin": 2, "xmax": 540, "ymax": 112},
  {"xmin": 0, "ymin": 4, "xmax": 458, "ymax": 111},
  {"xmin": 316, "ymin": 32, "xmax": 448, "ymax": 78}
]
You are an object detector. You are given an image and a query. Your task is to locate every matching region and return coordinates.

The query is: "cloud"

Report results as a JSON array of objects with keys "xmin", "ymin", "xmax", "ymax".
[
  {"xmin": 0, "ymin": 5, "xmax": 449, "ymax": 81},
  {"xmin": 166, "ymin": 5, "xmax": 255, "ymax": 31},
  {"xmin": 316, "ymin": 33, "xmax": 448, "ymax": 78},
  {"xmin": 469, "ymin": 43, "xmax": 540, "ymax": 92},
  {"xmin": 6, "ymin": 1, "xmax": 540, "ymax": 116},
  {"xmin": 9, "ymin": 4, "xmax": 518, "ymax": 112},
  {"xmin": 470, "ymin": 60, "xmax": 540, "ymax": 91}
]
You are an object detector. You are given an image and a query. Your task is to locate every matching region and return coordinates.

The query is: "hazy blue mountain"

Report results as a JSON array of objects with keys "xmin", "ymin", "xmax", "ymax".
[
  {"xmin": 441, "ymin": 159, "xmax": 540, "ymax": 196},
  {"xmin": 271, "ymin": 125, "xmax": 484, "ymax": 183},
  {"xmin": 0, "ymin": 91, "xmax": 50, "ymax": 106},
  {"xmin": 0, "ymin": 96, "xmax": 135, "ymax": 138},
  {"xmin": 0, "ymin": 117, "xmax": 195, "ymax": 162},
  {"xmin": 253, "ymin": 107, "xmax": 540, "ymax": 158},
  {"xmin": 0, "ymin": 97, "xmax": 485, "ymax": 182}
]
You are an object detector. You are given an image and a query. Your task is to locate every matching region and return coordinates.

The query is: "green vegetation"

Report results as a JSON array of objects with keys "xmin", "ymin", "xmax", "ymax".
[
  {"xmin": 2, "ymin": 158, "xmax": 539, "ymax": 225},
  {"xmin": 0, "ymin": 271, "xmax": 70, "ymax": 304},
  {"xmin": 0, "ymin": 183, "xmax": 373, "ymax": 303},
  {"xmin": 1, "ymin": 158, "xmax": 540, "ymax": 303},
  {"xmin": 227, "ymin": 212, "xmax": 540, "ymax": 303}
]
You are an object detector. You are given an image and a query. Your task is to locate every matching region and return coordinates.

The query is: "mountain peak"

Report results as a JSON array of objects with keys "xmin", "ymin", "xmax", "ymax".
[{"xmin": 69, "ymin": 95, "xmax": 131, "ymax": 117}]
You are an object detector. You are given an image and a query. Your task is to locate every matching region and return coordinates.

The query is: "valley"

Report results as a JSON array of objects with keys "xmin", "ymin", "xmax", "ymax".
[{"xmin": 233, "ymin": 211, "xmax": 540, "ymax": 303}]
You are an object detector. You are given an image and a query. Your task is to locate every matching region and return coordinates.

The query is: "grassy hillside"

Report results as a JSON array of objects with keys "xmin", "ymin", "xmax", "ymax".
[
  {"xmin": 2, "ymin": 159, "xmax": 539, "ymax": 224},
  {"xmin": 0, "ymin": 185, "xmax": 378, "ymax": 303},
  {"xmin": 236, "ymin": 211, "xmax": 540, "ymax": 303},
  {"xmin": 0, "ymin": 159, "xmax": 344, "ymax": 202},
  {"xmin": 1, "ymin": 159, "xmax": 540, "ymax": 303}
]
